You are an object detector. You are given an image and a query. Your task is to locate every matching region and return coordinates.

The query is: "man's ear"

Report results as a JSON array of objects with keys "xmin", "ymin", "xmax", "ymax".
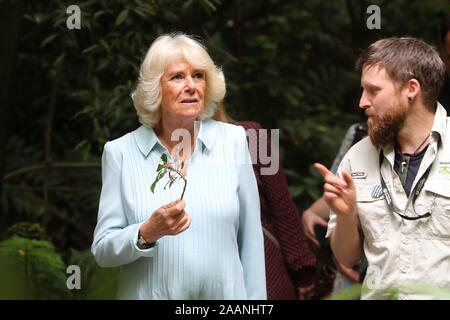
[{"xmin": 406, "ymin": 78, "xmax": 421, "ymax": 102}]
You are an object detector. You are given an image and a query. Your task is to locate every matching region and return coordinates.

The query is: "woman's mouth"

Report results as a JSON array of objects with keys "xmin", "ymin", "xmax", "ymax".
[{"xmin": 181, "ymin": 98, "xmax": 198, "ymax": 104}]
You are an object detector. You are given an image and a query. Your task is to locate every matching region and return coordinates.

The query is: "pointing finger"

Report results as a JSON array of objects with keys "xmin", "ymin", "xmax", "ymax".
[
  {"xmin": 315, "ymin": 163, "xmax": 347, "ymax": 189},
  {"xmin": 314, "ymin": 163, "xmax": 331, "ymax": 178}
]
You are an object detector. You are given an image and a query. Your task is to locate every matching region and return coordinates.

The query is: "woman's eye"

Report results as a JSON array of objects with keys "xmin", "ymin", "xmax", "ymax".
[
  {"xmin": 171, "ymin": 74, "xmax": 183, "ymax": 80},
  {"xmin": 193, "ymin": 72, "xmax": 204, "ymax": 79}
]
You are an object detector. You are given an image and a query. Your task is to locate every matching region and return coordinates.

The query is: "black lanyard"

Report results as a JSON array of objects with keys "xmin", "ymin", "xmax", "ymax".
[{"xmin": 379, "ymin": 150, "xmax": 431, "ymax": 220}]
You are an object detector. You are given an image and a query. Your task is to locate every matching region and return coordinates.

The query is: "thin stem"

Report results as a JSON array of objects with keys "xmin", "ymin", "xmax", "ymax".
[
  {"xmin": 180, "ymin": 179, "xmax": 187, "ymax": 200},
  {"xmin": 166, "ymin": 166, "xmax": 187, "ymax": 200}
]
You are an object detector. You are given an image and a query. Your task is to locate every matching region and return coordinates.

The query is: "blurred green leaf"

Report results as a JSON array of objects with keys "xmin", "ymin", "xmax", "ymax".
[
  {"xmin": 115, "ymin": 9, "xmax": 129, "ymax": 26},
  {"xmin": 40, "ymin": 34, "xmax": 58, "ymax": 48}
]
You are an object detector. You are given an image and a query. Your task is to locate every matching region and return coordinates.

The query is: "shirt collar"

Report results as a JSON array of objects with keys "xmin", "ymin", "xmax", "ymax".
[
  {"xmin": 195, "ymin": 119, "xmax": 218, "ymax": 153},
  {"xmin": 380, "ymin": 102, "xmax": 447, "ymax": 165},
  {"xmin": 133, "ymin": 125, "xmax": 160, "ymax": 158},
  {"xmin": 431, "ymin": 102, "xmax": 447, "ymax": 146},
  {"xmin": 133, "ymin": 119, "xmax": 218, "ymax": 158}
]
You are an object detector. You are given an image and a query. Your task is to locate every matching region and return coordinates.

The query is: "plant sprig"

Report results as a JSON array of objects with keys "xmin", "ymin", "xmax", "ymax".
[{"xmin": 150, "ymin": 153, "xmax": 187, "ymax": 199}]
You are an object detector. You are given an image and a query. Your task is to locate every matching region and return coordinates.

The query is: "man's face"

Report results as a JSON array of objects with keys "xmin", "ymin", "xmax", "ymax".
[
  {"xmin": 442, "ymin": 31, "xmax": 450, "ymax": 75},
  {"xmin": 359, "ymin": 65, "xmax": 408, "ymax": 146}
]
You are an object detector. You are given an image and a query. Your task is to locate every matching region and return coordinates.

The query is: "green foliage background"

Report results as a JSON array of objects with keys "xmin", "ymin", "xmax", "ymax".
[{"xmin": 0, "ymin": 0, "xmax": 448, "ymax": 299}]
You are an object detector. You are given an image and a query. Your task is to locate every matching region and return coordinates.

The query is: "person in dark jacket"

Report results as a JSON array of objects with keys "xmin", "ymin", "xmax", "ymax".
[{"xmin": 214, "ymin": 104, "xmax": 318, "ymax": 300}]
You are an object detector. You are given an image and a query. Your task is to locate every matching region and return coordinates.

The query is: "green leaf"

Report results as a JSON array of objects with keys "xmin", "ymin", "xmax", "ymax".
[
  {"xmin": 161, "ymin": 153, "xmax": 168, "ymax": 163},
  {"xmin": 115, "ymin": 9, "xmax": 129, "ymax": 26},
  {"xmin": 82, "ymin": 44, "xmax": 99, "ymax": 55},
  {"xmin": 40, "ymin": 34, "xmax": 59, "ymax": 48},
  {"xmin": 150, "ymin": 180, "xmax": 157, "ymax": 193},
  {"xmin": 93, "ymin": 10, "xmax": 105, "ymax": 20},
  {"xmin": 53, "ymin": 53, "xmax": 66, "ymax": 68},
  {"xmin": 100, "ymin": 39, "xmax": 110, "ymax": 53},
  {"xmin": 157, "ymin": 164, "xmax": 164, "ymax": 172},
  {"xmin": 181, "ymin": 161, "xmax": 184, "ymax": 170}
]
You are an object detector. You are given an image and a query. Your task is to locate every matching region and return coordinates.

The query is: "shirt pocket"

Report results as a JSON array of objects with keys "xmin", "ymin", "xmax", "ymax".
[
  {"xmin": 422, "ymin": 181, "xmax": 450, "ymax": 239},
  {"xmin": 355, "ymin": 183, "xmax": 389, "ymax": 242}
]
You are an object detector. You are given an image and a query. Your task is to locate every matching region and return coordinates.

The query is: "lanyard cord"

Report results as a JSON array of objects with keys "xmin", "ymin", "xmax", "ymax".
[{"xmin": 378, "ymin": 150, "xmax": 431, "ymax": 220}]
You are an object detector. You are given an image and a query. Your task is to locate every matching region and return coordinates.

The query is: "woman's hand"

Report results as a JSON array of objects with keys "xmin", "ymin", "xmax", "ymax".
[{"xmin": 139, "ymin": 199, "xmax": 191, "ymax": 243}]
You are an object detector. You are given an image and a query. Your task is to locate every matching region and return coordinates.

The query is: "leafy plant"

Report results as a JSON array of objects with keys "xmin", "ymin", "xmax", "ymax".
[
  {"xmin": 151, "ymin": 153, "xmax": 187, "ymax": 200},
  {"xmin": 0, "ymin": 234, "xmax": 69, "ymax": 299}
]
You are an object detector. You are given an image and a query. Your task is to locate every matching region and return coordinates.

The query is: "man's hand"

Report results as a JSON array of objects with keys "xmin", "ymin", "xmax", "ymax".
[
  {"xmin": 314, "ymin": 163, "xmax": 357, "ymax": 218},
  {"xmin": 314, "ymin": 163, "xmax": 362, "ymax": 267},
  {"xmin": 297, "ymin": 284, "xmax": 315, "ymax": 300},
  {"xmin": 301, "ymin": 209, "xmax": 328, "ymax": 249},
  {"xmin": 333, "ymin": 257, "xmax": 360, "ymax": 283},
  {"xmin": 139, "ymin": 199, "xmax": 191, "ymax": 244}
]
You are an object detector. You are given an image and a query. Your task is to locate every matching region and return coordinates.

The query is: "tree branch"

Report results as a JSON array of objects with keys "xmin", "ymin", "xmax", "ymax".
[{"xmin": 3, "ymin": 162, "xmax": 101, "ymax": 181}]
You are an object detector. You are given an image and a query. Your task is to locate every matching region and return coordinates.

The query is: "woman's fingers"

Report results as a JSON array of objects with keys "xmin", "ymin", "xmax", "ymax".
[
  {"xmin": 146, "ymin": 200, "xmax": 190, "ymax": 238},
  {"xmin": 177, "ymin": 212, "xmax": 191, "ymax": 234}
]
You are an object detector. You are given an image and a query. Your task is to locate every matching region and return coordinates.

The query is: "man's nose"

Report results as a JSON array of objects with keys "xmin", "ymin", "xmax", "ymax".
[{"xmin": 359, "ymin": 90, "xmax": 370, "ymax": 109}]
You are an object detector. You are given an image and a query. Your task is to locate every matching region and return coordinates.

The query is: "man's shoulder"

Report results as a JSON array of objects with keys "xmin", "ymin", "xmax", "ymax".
[
  {"xmin": 346, "ymin": 136, "xmax": 377, "ymax": 157},
  {"xmin": 339, "ymin": 136, "xmax": 380, "ymax": 174}
]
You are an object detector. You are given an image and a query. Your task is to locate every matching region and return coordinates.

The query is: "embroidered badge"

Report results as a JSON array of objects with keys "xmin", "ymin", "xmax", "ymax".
[
  {"xmin": 439, "ymin": 166, "xmax": 450, "ymax": 175},
  {"xmin": 351, "ymin": 172, "xmax": 366, "ymax": 179},
  {"xmin": 371, "ymin": 184, "xmax": 383, "ymax": 198}
]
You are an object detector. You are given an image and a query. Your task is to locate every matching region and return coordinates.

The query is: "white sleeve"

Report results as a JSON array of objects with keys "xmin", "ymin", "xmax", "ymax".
[{"xmin": 91, "ymin": 141, "xmax": 158, "ymax": 268}]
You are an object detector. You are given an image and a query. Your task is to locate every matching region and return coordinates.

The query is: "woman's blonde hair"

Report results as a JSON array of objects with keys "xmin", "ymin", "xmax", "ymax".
[{"xmin": 131, "ymin": 33, "xmax": 226, "ymax": 128}]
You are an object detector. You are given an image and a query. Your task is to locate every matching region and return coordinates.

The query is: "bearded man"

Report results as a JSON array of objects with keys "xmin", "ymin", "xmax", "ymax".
[{"xmin": 315, "ymin": 37, "xmax": 449, "ymax": 299}]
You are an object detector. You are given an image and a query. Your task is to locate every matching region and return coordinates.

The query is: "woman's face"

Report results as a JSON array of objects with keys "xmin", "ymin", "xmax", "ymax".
[{"xmin": 160, "ymin": 55, "xmax": 206, "ymax": 123}]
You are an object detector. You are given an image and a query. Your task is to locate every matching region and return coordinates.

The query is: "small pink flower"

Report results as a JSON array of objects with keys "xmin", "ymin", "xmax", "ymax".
[{"xmin": 167, "ymin": 161, "xmax": 172, "ymax": 166}]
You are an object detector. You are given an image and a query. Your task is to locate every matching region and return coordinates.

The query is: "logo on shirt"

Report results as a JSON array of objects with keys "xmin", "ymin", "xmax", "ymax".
[
  {"xmin": 351, "ymin": 171, "xmax": 367, "ymax": 179},
  {"xmin": 439, "ymin": 166, "xmax": 450, "ymax": 175}
]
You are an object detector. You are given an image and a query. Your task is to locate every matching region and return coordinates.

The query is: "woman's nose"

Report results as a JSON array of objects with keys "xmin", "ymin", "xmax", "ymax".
[{"xmin": 185, "ymin": 76, "xmax": 195, "ymax": 92}]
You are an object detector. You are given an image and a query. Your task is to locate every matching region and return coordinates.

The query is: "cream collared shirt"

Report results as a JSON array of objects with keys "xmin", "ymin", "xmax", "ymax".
[{"xmin": 327, "ymin": 103, "xmax": 450, "ymax": 300}]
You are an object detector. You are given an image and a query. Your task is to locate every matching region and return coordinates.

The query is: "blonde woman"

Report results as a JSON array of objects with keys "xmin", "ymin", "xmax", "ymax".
[{"xmin": 91, "ymin": 33, "xmax": 266, "ymax": 300}]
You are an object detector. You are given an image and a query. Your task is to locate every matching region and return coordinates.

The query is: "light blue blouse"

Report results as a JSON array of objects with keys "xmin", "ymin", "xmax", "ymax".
[{"xmin": 91, "ymin": 119, "xmax": 267, "ymax": 299}]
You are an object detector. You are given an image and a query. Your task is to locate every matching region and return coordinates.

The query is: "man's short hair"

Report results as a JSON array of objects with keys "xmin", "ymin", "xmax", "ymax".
[{"xmin": 356, "ymin": 37, "xmax": 446, "ymax": 109}]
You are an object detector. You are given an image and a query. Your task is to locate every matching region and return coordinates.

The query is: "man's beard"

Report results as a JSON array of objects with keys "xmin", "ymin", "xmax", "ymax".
[{"xmin": 367, "ymin": 102, "xmax": 407, "ymax": 147}]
